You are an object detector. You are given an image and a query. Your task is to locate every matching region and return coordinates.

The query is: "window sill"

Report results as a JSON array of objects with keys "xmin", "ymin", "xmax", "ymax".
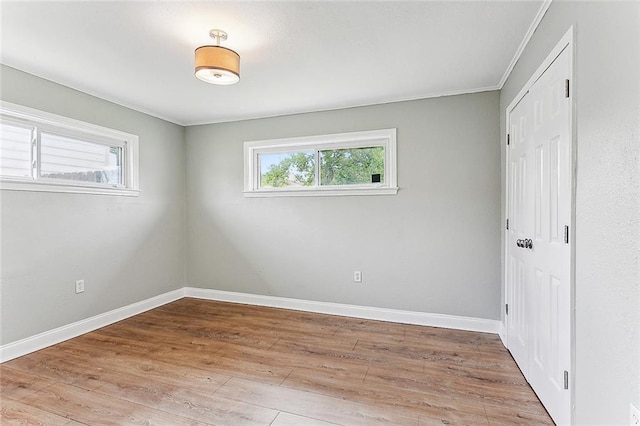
[
  {"xmin": 243, "ymin": 187, "xmax": 398, "ymax": 198},
  {"xmin": 0, "ymin": 179, "xmax": 140, "ymax": 197}
]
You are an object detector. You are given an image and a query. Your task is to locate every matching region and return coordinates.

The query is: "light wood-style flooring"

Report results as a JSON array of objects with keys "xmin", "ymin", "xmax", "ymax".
[{"xmin": 0, "ymin": 298, "xmax": 552, "ymax": 425}]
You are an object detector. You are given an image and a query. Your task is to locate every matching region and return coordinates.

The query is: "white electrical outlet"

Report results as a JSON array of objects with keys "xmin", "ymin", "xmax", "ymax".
[
  {"xmin": 353, "ymin": 271, "xmax": 362, "ymax": 283},
  {"xmin": 631, "ymin": 403, "xmax": 640, "ymax": 426},
  {"xmin": 75, "ymin": 279, "xmax": 85, "ymax": 294}
]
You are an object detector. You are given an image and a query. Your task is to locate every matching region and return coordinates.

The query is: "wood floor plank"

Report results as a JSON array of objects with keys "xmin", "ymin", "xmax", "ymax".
[
  {"xmin": 281, "ymin": 366, "xmax": 492, "ymax": 424},
  {"xmin": 486, "ymin": 408, "xmax": 555, "ymax": 425},
  {"xmin": 54, "ymin": 330, "xmax": 164, "ymax": 358},
  {"xmin": 145, "ymin": 343, "xmax": 292, "ymax": 386},
  {"xmin": 5, "ymin": 349, "xmax": 106, "ymax": 391},
  {"xmin": 364, "ymin": 363, "xmax": 545, "ymax": 415},
  {"xmin": 215, "ymin": 377, "xmax": 419, "ymax": 426},
  {"xmin": 229, "ymin": 342, "xmax": 367, "ymax": 376},
  {"xmin": 270, "ymin": 411, "xmax": 340, "ymax": 426},
  {"xmin": 0, "ymin": 299, "xmax": 552, "ymax": 424},
  {"xmin": 92, "ymin": 372, "xmax": 278, "ymax": 425},
  {"xmin": 0, "ymin": 365, "xmax": 58, "ymax": 401},
  {"xmin": 21, "ymin": 382, "xmax": 212, "ymax": 425},
  {"xmin": 0, "ymin": 397, "xmax": 82, "ymax": 425},
  {"xmin": 41, "ymin": 347, "xmax": 233, "ymax": 398},
  {"xmin": 267, "ymin": 335, "xmax": 409, "ymax": 370},
  {"xmin": 419, "ymin": 413, "xmax": 489, "ymax": 426}
]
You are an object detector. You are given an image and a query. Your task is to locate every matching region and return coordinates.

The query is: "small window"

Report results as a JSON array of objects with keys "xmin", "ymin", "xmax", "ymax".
[
  {"xmin": 0, "ymin": 102, "xmax": 139, "ymax": 196},
  {"xmin": 244, "ymin": 129, "xmax": 397, "ymax": 197}
]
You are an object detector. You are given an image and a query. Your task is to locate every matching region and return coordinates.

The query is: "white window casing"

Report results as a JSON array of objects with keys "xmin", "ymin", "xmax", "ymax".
[
  {"xmin": 0, "ymin": 101, "xmax": 139, "ymax": 196},
  {"xmin": 244, "ymin": 128, "xmax": 398, "ymax": 197}
]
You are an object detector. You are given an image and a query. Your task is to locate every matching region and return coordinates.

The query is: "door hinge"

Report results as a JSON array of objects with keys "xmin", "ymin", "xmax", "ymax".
[
  {"xmin": 507, "ymin": 134, "xmax": 510, "ymax": 146},
  {"xmin": 564, "ymin": 225, "xmax": 569, "ymax": 244},
  {"xmin": 563, "ymin": 370, "xmax": 569, "ymax": 389},
  {"xmin": 564, "ymin": 79, "xmax": 570, "ymax": 98},
  {"xmin": 505, "ymin": 304, "xmax": 509, "ymax": 315},
  {"xmin": 506, "ymin": 219, "xmax": 509, "ymax": 230}
]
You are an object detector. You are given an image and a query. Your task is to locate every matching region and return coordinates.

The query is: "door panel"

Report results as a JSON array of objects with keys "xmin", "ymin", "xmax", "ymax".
[
  {"xmin": 527, "ymin": 46, "xmax": 571, "ymax": 425},
  {"xmin": 506, "ymin": 93, "xmax": 532, "ymax": 377},
  {"xmin": 535, "ymin": 144, "xmax": 544, "ymax": 240},
  {"xmin": 550, "ymin": 136, "xmax": 560, "ymax": 242}
]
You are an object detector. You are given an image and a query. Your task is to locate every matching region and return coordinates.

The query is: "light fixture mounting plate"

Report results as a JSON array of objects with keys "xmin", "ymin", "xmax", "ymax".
[{"xmin": 209, "ymin": 29, "xmax": 228, "ymax": 43}]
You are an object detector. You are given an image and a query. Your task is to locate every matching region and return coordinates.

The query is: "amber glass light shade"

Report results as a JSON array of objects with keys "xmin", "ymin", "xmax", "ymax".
[{"xmin": 194, "ymin": 45, "xmax": 240, "ymax": 85}]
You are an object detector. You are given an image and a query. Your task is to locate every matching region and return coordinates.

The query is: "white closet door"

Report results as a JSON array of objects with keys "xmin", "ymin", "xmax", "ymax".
[{"xmin": 506, "ymin": 45, "xmax": 572, "ymax": 425}]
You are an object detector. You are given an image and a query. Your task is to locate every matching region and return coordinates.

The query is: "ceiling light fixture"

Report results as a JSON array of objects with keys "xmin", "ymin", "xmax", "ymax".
[{"xmin": 194, "ymin": 29, "xmax": 240, "ymax": 85}]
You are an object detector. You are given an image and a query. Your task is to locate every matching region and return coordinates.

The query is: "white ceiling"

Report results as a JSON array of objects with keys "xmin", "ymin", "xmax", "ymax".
[{"xmin": 1, "ymin": 1, "xmax": 545, "ymax": 126}]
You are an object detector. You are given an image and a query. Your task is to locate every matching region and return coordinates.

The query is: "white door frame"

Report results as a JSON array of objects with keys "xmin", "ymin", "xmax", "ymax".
[{"xmin": 503, "ymin": 26, "xmax": 576, "ymax": 422}]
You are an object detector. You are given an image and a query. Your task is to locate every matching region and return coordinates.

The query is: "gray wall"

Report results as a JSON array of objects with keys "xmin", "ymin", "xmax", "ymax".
[
  {"xmin": 0, "ymin": 65, "xmax": 186, "ymax": 345},
  {"xmin": 186, "ymin": 92, "xmax": 501, "ymax": 320},
  {"xmin": 500, "ymin": 2, "xmax": 640, "ymax": 424}
]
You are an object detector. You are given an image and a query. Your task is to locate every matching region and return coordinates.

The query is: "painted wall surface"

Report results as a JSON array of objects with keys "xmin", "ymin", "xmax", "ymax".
[
  {"xmin": 0, "ymin": 65, "xmax": 186, "ymax": 345},
  {"xmin": 186, "ymin": 92, "xmax": 501, "ymax": 320},
  {"xmin": 500, "ymin": 2, "xmax": 640, "ymax": 424}
]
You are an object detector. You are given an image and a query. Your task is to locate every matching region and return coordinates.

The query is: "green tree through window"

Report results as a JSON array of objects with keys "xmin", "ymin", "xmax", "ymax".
[
  {"xmin": 259, "ymin": 147, "xmax": 384, "ymax": 188},
  {"xmin": 320, "ymin": 147, "xmax": 384, "ymax": 186},
  {"xmin": 261, "ymin": 152, "xmax": 314, "ymax": 188}
]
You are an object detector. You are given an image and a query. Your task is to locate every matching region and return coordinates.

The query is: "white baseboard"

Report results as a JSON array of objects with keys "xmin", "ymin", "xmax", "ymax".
[
  {"xmin": 184, "ymin": 287, "xmax": 501, "ymax": 334},
  {"xmin": 498, "ymin": 322, "xmax": 507, "ymax": 347},
  {"xmin": 0, "ymin": 288, "xmax": 185, "ymax": 363},
  {"xmin": 1, "ymin": 287, "xmax": 501, "ymax": 363}
]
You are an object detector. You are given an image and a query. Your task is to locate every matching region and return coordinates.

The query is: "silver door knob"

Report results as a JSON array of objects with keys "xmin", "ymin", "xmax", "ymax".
[{"xmin": 516, "ymin": 239, "xmax": 533, "ymax": 249}]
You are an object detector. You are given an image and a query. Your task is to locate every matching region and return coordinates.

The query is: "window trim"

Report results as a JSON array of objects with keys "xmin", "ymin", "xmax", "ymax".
[
  {"xmin": 243, "ymin": 128, "xmax": 398, "ymax": 197},
  {"xmin": 0, "ymin": 101, "xmax": 139, "ymax": 196}
]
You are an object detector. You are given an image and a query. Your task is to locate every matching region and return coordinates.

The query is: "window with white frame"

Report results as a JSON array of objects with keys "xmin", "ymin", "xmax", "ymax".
[
  {"xmin": 0, "ymin": 102, "xmax": 139, "ymax": 196},
  {"xmin": 244, "ymin": 128, "xmax": 397, "ymax": 197}
]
